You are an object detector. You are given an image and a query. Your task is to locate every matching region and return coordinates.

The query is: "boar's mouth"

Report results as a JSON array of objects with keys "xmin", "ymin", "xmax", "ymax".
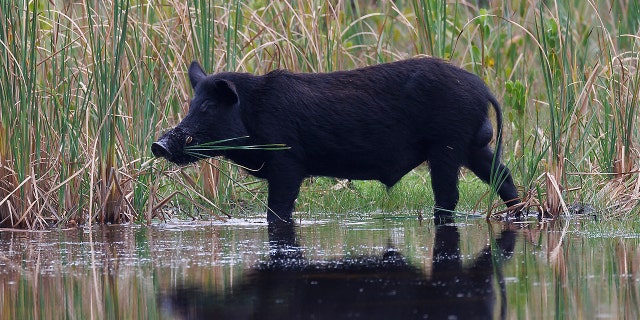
[
  {"xmin": 152, "ymin": 129, "xmax": 200, "ymax": 165},
  {"xmin": 153, "ymin": 131, "xmax": 288, "ymax": 165}
]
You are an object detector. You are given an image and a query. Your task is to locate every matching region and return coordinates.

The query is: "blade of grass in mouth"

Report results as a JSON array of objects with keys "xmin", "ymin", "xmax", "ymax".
[
  {"xmin": 188, "ymin": 136, "xmax": 250, "ymax": 147},
  {"xmin": 185, "ymin": 144, "xmax": 290, "ymax": 151},
  {"xmin": 184, "ymin": 136, "xmax": 289, "ymax": 151}
]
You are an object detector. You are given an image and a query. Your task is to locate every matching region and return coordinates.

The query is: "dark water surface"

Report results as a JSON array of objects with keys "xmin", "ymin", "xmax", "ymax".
[{"xmin": 1, "ymin": 214, "xmax": 639, "ymax": 319}]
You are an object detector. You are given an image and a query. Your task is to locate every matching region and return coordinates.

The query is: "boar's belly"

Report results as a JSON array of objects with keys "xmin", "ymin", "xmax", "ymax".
[{"xmin": 305, "ymin": 148, "xmax": 424, "ymax": 186}]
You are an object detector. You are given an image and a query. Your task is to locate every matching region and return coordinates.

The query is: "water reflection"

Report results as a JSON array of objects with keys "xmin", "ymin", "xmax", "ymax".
[
  {"xmin": 162, "ymin": 221, "xmax": 516, "ymax": 319},
  {"xmin": 3, "ymin": 218, "xmax": 639, "ymax": 319}
]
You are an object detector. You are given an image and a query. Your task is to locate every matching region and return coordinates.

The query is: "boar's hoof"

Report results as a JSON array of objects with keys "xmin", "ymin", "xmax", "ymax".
[{"xmin": 151, "ymin": 141, "xmax": 172, "ymax": 158}]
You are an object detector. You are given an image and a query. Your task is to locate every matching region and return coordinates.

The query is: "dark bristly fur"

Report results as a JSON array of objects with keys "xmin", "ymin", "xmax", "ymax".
[{"xmin": 152, "ymin": 58, "xmax": 520, "ymax": 223}]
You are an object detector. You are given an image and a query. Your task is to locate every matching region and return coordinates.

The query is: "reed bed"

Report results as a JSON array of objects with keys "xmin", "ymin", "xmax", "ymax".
[{"xmin": 1, "ymin": 0, "xmax": 638, "ymax": 229}]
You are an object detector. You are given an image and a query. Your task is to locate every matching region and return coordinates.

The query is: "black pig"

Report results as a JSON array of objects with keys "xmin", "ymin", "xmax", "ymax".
[{"xmin": 152, "ymin": 58, "xmax": 520, "ymax": 223}]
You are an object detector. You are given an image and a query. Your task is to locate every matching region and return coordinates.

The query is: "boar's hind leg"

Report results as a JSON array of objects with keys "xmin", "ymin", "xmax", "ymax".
[
  {"xmin": 467, "ymin": 146, "xmax": 520, "ymax": 211},
  {"xmin": 266, "ymin": 171, "xmax": 305, "ymax": 223},
  {"xmin": 428, "ymin": 157, "xmax": 460, "ymax": 222}
]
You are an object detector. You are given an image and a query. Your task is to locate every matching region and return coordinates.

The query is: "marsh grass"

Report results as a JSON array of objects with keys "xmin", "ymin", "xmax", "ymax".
[{"xmin": 0, "ymin": 0, "xmax": 638, "ymax": 228}]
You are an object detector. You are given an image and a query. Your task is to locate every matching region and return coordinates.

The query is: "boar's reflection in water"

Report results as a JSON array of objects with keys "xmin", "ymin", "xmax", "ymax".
[
  {"xmin": 160, "ymin": 221, "xmax": 516, "ymax": 319},
  {"xmin": 152, "ymin": 58, "xmax": 521, "ymax": 223}
]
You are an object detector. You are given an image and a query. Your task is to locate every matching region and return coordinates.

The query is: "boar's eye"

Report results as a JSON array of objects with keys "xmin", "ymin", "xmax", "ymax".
[{"xmin": 200, "ymin": 99, "xmax": 214, "ymax": 110}]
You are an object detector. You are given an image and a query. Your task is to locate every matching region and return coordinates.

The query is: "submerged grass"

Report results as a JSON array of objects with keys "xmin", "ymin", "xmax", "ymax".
[{"xmin": 0, "ymin": 0, "xmax": 638, "ymax": 228}]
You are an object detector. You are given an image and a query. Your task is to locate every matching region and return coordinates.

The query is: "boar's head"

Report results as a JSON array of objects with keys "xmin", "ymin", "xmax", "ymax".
[{"xmin": 152, "ymin": 62, "xmax": 249, "ymax": 165}]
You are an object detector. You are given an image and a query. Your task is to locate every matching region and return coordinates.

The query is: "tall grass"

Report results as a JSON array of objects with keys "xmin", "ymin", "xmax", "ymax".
[
  {"xmin": 0, "ymin": 1, "xmax": 190, "ymax": 227},
  {"xmin": 0, "ymin": 0, "xmax": 638, "ymax": 229}
]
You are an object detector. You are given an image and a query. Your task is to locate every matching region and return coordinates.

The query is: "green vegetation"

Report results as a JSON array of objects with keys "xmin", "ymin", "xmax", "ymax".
[{"xmin": 1, "ymin": 0, "xmax": 638, "ymax": 228}]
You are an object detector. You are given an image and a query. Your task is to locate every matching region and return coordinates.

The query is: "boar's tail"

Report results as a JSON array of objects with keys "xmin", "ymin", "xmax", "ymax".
[{"xmin": 488, "ymin": 94, "xmax": 504, "ymax": 161}]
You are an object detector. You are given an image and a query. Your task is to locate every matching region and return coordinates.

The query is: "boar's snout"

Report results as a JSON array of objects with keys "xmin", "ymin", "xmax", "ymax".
[
  {"xmin": 152, "ymin": 128, "xmax": 196, "ymax": 164},
  {"xmin": 151, "ymin": 140, "xmax": 171, "ymax": 158}
]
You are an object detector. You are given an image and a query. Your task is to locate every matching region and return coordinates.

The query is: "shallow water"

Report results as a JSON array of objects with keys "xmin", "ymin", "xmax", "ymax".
[{"xmin": 1, "ymin": 214, "xmax": 639, "ymax": 319}]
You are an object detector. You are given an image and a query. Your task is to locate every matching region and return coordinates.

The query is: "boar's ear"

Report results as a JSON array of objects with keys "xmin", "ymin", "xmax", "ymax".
[
  {"xmin": 213, "ymin": 79, "xmax": 239, "ymax": 106},
  {"xmin": 189, "ymin": 61, "xmax": 206, "ymax": 88}
]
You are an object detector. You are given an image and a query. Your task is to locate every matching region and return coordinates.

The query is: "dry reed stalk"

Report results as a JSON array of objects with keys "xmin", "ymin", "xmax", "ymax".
[
  {"xmin": 545, "ymin": 152, "xmax": 568, "ymax": 217},
  {"xmin": 0, "ymin": 128, "xmax": 16, "ymax": 226},
  {"xmin": 487, "ymin": 186, "xmax": 545, "ymax": 220},
  {"xmin": 201, "ymin": 160, "xmax": 220, "ymax": 200},
  {"xmin": 597, "ymin": 149, "xmax": 640, "ymax": 218}
]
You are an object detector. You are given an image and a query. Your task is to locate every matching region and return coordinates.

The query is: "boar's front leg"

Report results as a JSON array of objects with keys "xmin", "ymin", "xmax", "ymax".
[
  {"xmin": 428, "ymin": 151, "xmax": 461, "ymax": 223},
  {"xmin": 266, "ymin": 164, "xmax": 305, "ymax": 223}
]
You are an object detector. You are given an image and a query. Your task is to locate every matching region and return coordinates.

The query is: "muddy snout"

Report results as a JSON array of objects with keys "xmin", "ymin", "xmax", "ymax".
[{"xmin": 151, "ymin": 128, "xmax": 194, "ymax": 163}]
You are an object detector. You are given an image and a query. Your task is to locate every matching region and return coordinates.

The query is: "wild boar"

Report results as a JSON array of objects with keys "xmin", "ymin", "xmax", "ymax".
[{"xmin": 152, "ymin": 58, "xmax": 520, "ymax": 223}]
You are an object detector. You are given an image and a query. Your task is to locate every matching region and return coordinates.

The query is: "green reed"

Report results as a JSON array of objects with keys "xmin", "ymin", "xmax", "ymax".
[
  {"xmin": 0, "ymin": 2, "xmax": 40, "ymax": 227},
  {"xmin": 412, "ymin": 0, "xmax": 458, "ymax": 59},
  {"xmin": 86, "ymin": 0, "xmax": 131, "ymax": 223}
]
